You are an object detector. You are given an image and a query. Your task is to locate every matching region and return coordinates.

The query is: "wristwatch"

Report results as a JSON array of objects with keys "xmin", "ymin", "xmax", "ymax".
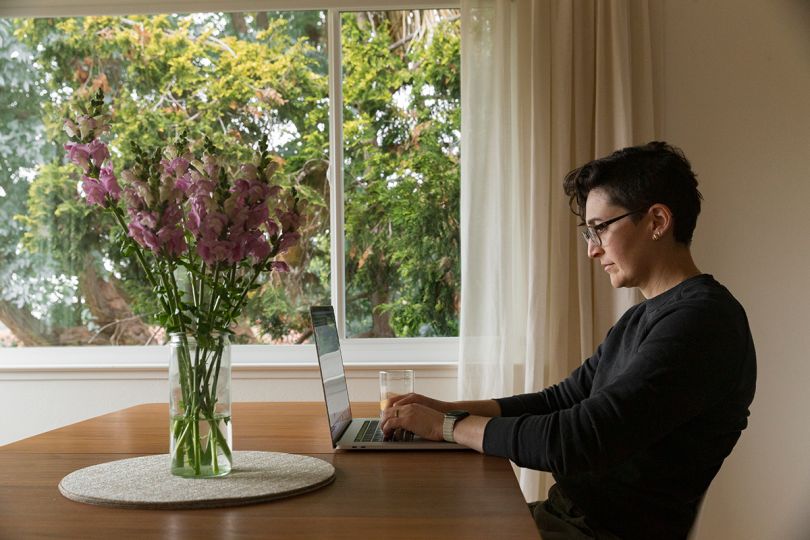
[{"xmin": 442, "ymin": 410, "xmax": 470, "ymax": 443}]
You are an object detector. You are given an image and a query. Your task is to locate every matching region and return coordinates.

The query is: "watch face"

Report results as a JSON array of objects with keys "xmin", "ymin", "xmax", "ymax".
[{"xmin": 447, "ymin": 410, "xmax": 469, "ymax": 418}]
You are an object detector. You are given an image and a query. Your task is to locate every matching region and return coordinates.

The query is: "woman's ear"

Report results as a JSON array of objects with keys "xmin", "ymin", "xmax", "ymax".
[{"xmin": 648, "ymin": 203, "xmax": 674, "ymax": 239}]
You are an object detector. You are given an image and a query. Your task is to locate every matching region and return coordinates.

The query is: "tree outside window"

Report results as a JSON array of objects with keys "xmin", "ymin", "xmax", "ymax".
[{"xmin": 0, "ymin": 9, "xmax": 460, "ymax": 347}]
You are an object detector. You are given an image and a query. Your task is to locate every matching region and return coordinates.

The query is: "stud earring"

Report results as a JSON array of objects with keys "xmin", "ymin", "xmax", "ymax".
[{"xmin": 652, "ymin": 232, "xmax": 661, "ymax": 241}]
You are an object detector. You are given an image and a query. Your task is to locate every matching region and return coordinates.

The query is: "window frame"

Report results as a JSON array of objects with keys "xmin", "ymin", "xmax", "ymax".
[{"xmin": 0, "ymin": 0, "xmax": 462, "ymax": 366}]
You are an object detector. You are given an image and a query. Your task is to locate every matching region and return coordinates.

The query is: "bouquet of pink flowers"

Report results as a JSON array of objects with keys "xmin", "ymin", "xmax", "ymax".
[{"xmin": 64, "ymin": 89, "xmax": 302, "ymax": 476}]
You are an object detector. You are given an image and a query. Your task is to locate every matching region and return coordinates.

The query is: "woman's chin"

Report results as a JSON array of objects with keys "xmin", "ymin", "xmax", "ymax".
[{"xmin": 608, "ymin": 272, "xmax": 627, "ymax": 289}]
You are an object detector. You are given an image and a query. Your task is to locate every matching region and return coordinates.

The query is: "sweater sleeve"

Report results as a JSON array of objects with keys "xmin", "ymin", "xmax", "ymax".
[
  {"xmin": 482, "ymin": 302, "xmax": 745, "ymax": 475},
  {"xmin": 495, "ymin": 352, "xmax": 598, "ymax": 416}
]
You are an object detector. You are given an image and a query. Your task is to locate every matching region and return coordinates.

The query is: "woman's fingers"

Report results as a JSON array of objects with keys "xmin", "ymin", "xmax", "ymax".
[
  {"xmin": 388, "ymin": 392, "xmax": 419, "ymax": 407},
  {"xmin": 380, "ymin": 403, "xmax": 404, "ymax": 435},
  {"xmin": 380, "ymin": 403, "xmax": 444, "ymax": 441}
]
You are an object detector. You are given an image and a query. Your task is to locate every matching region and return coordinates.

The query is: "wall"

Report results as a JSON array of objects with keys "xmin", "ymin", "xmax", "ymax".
[
  {"xmin": 0, "ymin": 363, "xmax": 457, "ymax": 446},
  {"xmin": 658, "ymin": 1, "xmax": 810, "ymax": 539},
  {"xmin": 0, "ymin": 339, "xmax": 459, "ymax": 446}
]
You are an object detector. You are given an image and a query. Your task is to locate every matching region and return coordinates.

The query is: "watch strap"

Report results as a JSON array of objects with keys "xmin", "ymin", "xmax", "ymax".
[{"xmin": 442, "ymin": 411, "xmax": 469, "ymax": 443}]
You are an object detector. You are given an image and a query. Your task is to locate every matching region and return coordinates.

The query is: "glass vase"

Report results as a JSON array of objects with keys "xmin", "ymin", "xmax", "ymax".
[{"xmin": 168, "ymin": 332, "xmax": 233, "ymax": 477}]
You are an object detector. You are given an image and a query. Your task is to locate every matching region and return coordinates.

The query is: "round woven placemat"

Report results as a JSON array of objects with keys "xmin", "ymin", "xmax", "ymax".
[{"xmin": 58, "ymin": 451, "xmax": 335, "ymax": 509}]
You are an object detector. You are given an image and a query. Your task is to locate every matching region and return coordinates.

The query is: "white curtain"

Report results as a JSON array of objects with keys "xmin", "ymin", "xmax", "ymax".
[{"xmin": 458, "ymin": 0, "xmax": 656, "ymax": 502}]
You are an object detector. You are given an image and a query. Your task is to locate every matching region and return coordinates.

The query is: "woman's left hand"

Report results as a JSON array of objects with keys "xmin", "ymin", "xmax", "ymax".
[{"xmin": 380, "ymin": 402, "xmax": 445, "ymax": 441}]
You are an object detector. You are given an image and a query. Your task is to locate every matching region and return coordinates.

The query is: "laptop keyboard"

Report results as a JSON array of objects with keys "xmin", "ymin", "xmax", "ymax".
[
  {"xmin": 355, "ymin": 420, "xmax": 385, "ymax": 442},
  {"xmin": 354, "ymin": 420, "xmax": 414, "ymax": 443}
]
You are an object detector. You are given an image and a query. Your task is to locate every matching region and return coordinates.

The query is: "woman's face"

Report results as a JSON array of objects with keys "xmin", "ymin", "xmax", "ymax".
[{"xmin": 584, "ymin": 188, "xmax": 652, "ymax": 290}]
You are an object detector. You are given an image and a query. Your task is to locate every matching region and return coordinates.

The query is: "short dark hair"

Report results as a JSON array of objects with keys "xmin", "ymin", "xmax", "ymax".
[{"xmin": 562, "ymin": 141, "xmax": 703, "ymax": 245}]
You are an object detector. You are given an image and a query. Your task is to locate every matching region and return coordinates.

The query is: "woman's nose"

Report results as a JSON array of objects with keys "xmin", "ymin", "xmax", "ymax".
[{"xmin": 587, "ymin": 238, "xmax": 603, "ymax": 259}]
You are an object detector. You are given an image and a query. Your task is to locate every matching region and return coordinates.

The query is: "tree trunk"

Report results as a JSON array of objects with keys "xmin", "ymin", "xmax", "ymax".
[
  {"xmin": 370, "ymin": 289, "xmax": 395, "ymax": 337},
  {"xmin": 0, "ymin": 299, "xmax": 56, "ymax": 346},
  {"xmin": 77, "ymin": 256, "xmax": 155, "ymax": 345},
  {"xmin": 229, "ymin": 13, "xmax": 248, "ymax": 36},
  {"xmin": 256, "ymin": 12, "xmax": 269, "ymax": 31}
]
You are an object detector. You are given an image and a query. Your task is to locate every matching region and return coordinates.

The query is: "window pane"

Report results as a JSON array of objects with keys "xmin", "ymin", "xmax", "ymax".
[
  {"xmin": 341, "ymin": 10, "xmax": 461, "ymax": 338},
  {"xmin": 0, "ymin": 12, "xmax": 330, "ymax": 346}
]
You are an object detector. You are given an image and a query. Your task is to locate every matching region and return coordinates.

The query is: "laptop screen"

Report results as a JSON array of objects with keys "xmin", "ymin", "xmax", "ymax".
[{"xmin": 310, "ymin": 306, "xmax": 352, "ymax": 446}]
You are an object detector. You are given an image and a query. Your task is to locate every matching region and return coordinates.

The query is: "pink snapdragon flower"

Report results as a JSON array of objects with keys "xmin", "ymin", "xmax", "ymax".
[
  {"xmin": 277, "ymin": 231, "xmax": 301, "ymax": 252},
  {"xmin": 64, "ymin": 115, "xmax": 110, "ymax": 141},
  {"xmin": 247, "ymin": 236, "xmax": 271, "ymax": 262},
  {"xmin": 197, "ymin": 238, "xmax": 235, "ymax": 266},
  {"xmin": 246, "ymin": 204, "xmax": 269, "ymax": 229},
  {"xmin": 199, "ymin": 211, "xmax": 228, "ymax": 242},
  {"xmin": 201, "ymin": 155, "xmax": 220, "ymax": 181},
  {"xmin": 63, "ymin": 119, "xmax": 80, "ymax": 139},
  {"xmin": 79, "ymin": 165, "xmax": 121, "ymax": 207},
  {"xmin": 65, "ymin": 139, "xmax": 110, "ymax": 172},
  {"xmin": 276, "ymin": 209, "xmax": 302, "ymax": 232},
  {"xmin": 193, "ymin": 209, "xmax": 235, "ymax": 266},
  {"xmin": 98, "ymin": 166, "xmax": 121, "ymax": 201},
  {"xmin": 67, "ymin": 125, "xmax": 301, "ymax": 268},
  {"xmin": 81, "ymin": 176, "xmax": 108, "ymax": 206},
  {"xmin": 186, "ymin": 178, "xmax": 216, "ymax": 238},
  {"xmin": 64, "ymin": 142, "xmax": 91, "ymax": 172},
  {"xmin": 265, "ymin": 218, "xmax": 280, "ymax": 237},
  {"xmin": 120, "ymin": 162, "xmax": 189, "ymax": 258},
  {"xmin": 87, "ymin": 139, "xmax": 110, "ymax": 168},
  {"xmin": 126, "ymin": 204, "xmax": 188, "ymax": 258},
  {"xmin": 163, "ymin": 156, "xmax": 190, "ymax": 178},
  {"xmin": 128, "ymin": 212, "xmax": 160, "ymax": 252},
  {"xmin": 156, "ymin": 224, "xmax": 187, "ymax": 258},
  {"xmin": 223, "ymin": 190, "xmax": 250, "ymax": 229},
  {"xmin": 77, "ymin": 116, "xmax": 95, "ymax": 140},
  {"xmin": 239, "ymin": 164, "xmax": 259, "ymax": 181},
  {"xmin": 159, "ymin": 157, "xmax": 191, "ymax": 203},
  {"xmin": 121, "ymin": 168, "xmax": 157, "ymax": 208},
  {"xmin": 62, "ymin": 95, "xmax": 307, "ymax": 269},
  {"xmin": 187, "ymin": 161, "xmax": 293, "ymax": 266}
]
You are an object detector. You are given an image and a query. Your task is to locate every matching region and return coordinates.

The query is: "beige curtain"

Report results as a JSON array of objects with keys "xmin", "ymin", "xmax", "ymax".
[{"xmin": 459, "ymin": 0, "xmax": 656, "ymax": 502}]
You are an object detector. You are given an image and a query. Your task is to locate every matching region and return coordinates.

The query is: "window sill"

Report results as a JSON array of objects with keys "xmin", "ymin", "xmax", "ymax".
[{"xmin": 0, "ymin": 337, "xmax": 459, "ymax": 378}]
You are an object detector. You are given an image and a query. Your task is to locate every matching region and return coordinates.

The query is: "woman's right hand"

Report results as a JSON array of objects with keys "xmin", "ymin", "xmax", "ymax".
[{"xmin": 387, "ymin": 393, "xmax": 452, "ymax": 413}]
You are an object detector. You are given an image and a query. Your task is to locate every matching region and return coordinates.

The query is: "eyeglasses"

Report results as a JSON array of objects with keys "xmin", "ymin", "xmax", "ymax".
[{"xmin": 579, "ymin": 208, "xmax": 647, "ymax": 247}]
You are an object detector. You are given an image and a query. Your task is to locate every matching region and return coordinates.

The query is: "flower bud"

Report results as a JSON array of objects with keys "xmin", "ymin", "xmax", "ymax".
[
  {"xmin": 63, "ymin": 119, "xmax": 79, "ymax": 138},
  {"xmin": 78, "ymin": 115, "xmax": 96, "ymax": 140}
]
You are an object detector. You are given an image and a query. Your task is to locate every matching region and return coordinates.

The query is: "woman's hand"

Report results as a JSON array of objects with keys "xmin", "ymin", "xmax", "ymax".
[
  {"xmin": 387, "ymin": 392, "xmax": 452, "ymax": 413},
  {"xmin": 380, "ymin": 402, "xmax": 445, "ymax": 441},
  {"xmin": 381, "ymin": 393, "xmax": 490, "ymax": 451}
]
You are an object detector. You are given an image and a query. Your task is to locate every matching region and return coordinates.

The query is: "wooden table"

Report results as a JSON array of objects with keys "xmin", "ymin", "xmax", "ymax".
[{"xmin": 0, "ymin": 402, "xmax": 539, "ymax": 539}]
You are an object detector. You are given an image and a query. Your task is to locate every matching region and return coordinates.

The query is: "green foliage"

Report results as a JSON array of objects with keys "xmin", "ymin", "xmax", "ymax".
[
  {"xmin": 341, "ymin": 15, "xmax": 460, "ymax": 337},
  {"xmin": 16, "ymin": 162, "xmax": 100, "ymax": 270},
  {"xmin": 0, "ymin": 19, "xmax": 56, "ymax": 308}
]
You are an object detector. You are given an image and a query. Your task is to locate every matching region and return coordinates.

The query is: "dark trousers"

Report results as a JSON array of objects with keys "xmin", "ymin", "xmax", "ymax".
[{"xmin": 528, "ymin": 484, "xmax": 622, "ymax": 540}]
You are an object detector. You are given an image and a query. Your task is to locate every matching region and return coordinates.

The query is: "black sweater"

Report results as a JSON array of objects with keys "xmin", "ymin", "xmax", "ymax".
[{"xmin": 482, "ymin": 274, "xmax": 756, "ymax": 540}]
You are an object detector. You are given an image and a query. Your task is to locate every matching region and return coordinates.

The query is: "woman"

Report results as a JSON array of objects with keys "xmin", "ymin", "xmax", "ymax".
[{"xmin": 381, "ymin": 142, "xmax": 756, "ymax": 540}]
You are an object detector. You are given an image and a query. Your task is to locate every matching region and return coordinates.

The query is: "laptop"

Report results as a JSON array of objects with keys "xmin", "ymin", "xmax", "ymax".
[{"xmin": 309, "ymin": 305, "xmax": 464, "ymax": 450}]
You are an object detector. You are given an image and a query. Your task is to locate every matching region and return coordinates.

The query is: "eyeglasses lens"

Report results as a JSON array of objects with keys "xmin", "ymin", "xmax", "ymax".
[{"xmin": 582, "ymin": 228, "xmax": 601, "ymax": 247}]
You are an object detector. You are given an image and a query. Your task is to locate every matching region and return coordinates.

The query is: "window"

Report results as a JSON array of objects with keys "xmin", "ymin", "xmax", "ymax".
[
  {"xmin": 341, "ymin": 10, "xmax": 460, "ymax": 338},
  {"xmin": 0, "ymin": 2, "xmax": 460, "ymax": 362}
]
